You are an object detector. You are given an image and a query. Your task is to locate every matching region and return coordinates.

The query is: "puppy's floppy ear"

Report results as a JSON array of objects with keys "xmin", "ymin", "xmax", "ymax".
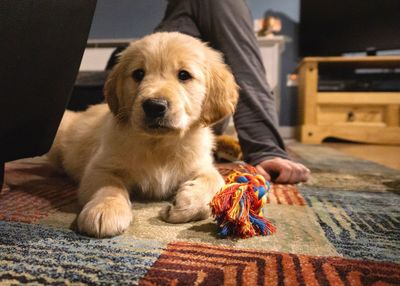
[
  {"xmin": 201, "ymin": 53, "xmax": 239, "ymax": 126},
  {"xmin": 104, "ymin": 59, "xmax": 129, "ymax": 122}
]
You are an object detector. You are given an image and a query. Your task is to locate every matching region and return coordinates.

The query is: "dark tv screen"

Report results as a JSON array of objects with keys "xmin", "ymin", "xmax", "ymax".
[{"xmin": 300, "ymin": 0, "xmax": 400, "ymax": 56}]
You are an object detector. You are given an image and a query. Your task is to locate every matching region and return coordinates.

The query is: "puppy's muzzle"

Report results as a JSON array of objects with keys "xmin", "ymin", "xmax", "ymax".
[
  {"xmin": 142, "ymin": 98, "xmax": 169, "ymax": 119},
  {"xmin": 142, "ymin": 98, "xmax": 173, "ymax": 131}
]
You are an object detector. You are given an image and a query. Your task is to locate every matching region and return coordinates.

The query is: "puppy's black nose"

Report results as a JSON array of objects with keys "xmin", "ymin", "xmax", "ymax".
[{"xmin": 142, "ymin": 98, "xmax": 169, "ymax": 118}]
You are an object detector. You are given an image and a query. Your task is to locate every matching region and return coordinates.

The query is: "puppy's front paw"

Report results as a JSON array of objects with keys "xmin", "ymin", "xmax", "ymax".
[
  {"xmin": 160, "ymin": 183, "xmax": 211, "ymax": 224},
  {"xmin": 160, "ymin": 203, "xmax": 210, "ymax": 224},
  {"xmin": 77, "ymin": 196, "xmax": 132, "ymax": 238}
]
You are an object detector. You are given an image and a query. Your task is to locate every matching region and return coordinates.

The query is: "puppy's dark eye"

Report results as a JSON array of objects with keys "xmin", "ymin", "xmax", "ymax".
[
  {"xmin": 178, "ymin": 70, "xmax": 192, "ymax": 81},
  {"xmin": 132, "ymin": 69, "xmax": 145, "ymax": 82}
]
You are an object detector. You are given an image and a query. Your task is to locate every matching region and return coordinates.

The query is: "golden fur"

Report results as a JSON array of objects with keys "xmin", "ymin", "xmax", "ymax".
[{"xmin": 48, "ymin": 32, "xmax": 239, "ymax": 238}]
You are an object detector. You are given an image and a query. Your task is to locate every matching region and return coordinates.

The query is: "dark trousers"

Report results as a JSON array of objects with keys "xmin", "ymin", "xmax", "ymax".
[{"xmin": 155, "ymin": 0, "xmax": 288, "ymax": 165}]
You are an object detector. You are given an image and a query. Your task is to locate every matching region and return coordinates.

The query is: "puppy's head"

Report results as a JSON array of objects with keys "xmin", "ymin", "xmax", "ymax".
[{"xmin": 104, "ymin": 32, "xmax": 239, "ymax": 136}]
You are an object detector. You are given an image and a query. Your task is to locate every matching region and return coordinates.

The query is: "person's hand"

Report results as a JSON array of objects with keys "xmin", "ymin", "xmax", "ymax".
[{"xmin": 255, "ymin": 157, "xmax": 310, "ymax": 184}]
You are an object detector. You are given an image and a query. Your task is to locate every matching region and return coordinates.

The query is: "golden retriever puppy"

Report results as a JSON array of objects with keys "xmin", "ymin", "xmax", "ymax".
[{"xmin": 48, "ymin": 32, "xmax": 239, "ymax": 238}]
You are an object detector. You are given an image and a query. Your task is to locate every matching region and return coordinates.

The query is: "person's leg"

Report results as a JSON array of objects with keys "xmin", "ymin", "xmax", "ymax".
[
  {"xmin": 189, "ymin": 0, "xmax": 288, "ymax": 164},
  {"xmin": 154, "ymin": 0, "xmax": 201, "ymax": 39}
]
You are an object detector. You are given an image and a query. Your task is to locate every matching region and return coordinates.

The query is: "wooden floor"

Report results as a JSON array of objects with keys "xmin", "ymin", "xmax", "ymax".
[{"xmin": 324, "ymin": 143, "xmax": 400, "ymax": 170}]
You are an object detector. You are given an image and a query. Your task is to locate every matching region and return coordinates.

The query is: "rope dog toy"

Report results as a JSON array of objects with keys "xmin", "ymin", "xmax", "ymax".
[{"xmin": 210, "ymin": 165, "xmax": 276, "ymax": 238}]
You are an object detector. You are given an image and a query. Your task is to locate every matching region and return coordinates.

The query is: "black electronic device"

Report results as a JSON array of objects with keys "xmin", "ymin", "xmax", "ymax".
[
  {"xmin": 300, "ymin": 0, "xmax": 400, "ymax": 57},
  {"xmin": 318, "ymin": 65, "xmax": 400, "ymax": 92}
]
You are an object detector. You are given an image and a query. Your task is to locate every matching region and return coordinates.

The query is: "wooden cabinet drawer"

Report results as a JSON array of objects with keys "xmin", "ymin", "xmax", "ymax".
[{"xmin": 318, "ymin": 105, "xmax": 386, "ymax": 126}]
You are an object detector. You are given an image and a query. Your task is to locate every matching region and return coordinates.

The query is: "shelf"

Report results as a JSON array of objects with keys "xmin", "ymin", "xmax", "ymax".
[{"xmin": 297, "ymin": 56, "xmax": 400, "ymax": 144}]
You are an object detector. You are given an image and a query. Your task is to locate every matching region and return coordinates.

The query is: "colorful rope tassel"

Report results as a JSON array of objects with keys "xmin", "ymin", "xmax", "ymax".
[{"xmin": 210, "ymin": 166, "xmax": 276, "ymax": 238}]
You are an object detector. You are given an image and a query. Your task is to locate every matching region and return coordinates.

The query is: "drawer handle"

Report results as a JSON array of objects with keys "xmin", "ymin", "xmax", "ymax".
[{"xmin": 347, "ymin": 111, "xmax": 355, "ymax": 122}]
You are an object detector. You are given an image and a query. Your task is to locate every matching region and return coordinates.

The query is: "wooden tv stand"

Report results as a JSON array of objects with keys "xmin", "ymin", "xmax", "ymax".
[{"xmin": 297, "ymin": 56, "xmax": 400, "ymax": 144}]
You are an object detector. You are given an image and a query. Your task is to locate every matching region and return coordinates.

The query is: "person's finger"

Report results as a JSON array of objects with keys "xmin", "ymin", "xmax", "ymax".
[
  {"xmin": 298, "ymin": 164, "xmax": 311, "ymax": 182},
  {"xmin": 274, "ymin": 163, "xmax": 293, "ymax": 183},
  {"xmin": 255, "ymin": 164, "xmax": 271, "ymax": 181},
  {"xmin": 287, "ymin": 163, "xmax": 304, "ymax": 184},
  {"xmin": 258, "ymin": 159, "xmax": 284, "ymax": 181}
]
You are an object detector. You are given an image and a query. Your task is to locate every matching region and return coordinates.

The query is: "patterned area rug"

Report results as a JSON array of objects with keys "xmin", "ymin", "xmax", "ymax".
[{"xmin": 1, "ymin": 143, "xmax": 399, "ymax": 285}]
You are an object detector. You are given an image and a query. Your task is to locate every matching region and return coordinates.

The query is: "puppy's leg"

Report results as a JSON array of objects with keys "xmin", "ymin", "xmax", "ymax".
[
  {"xmin": 160, "ymin": 168, "xmax": 224, "ymax": 223},
  {"xmin": 77, "ymin": 169, "xmax": 132, "ymax": 238}
]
